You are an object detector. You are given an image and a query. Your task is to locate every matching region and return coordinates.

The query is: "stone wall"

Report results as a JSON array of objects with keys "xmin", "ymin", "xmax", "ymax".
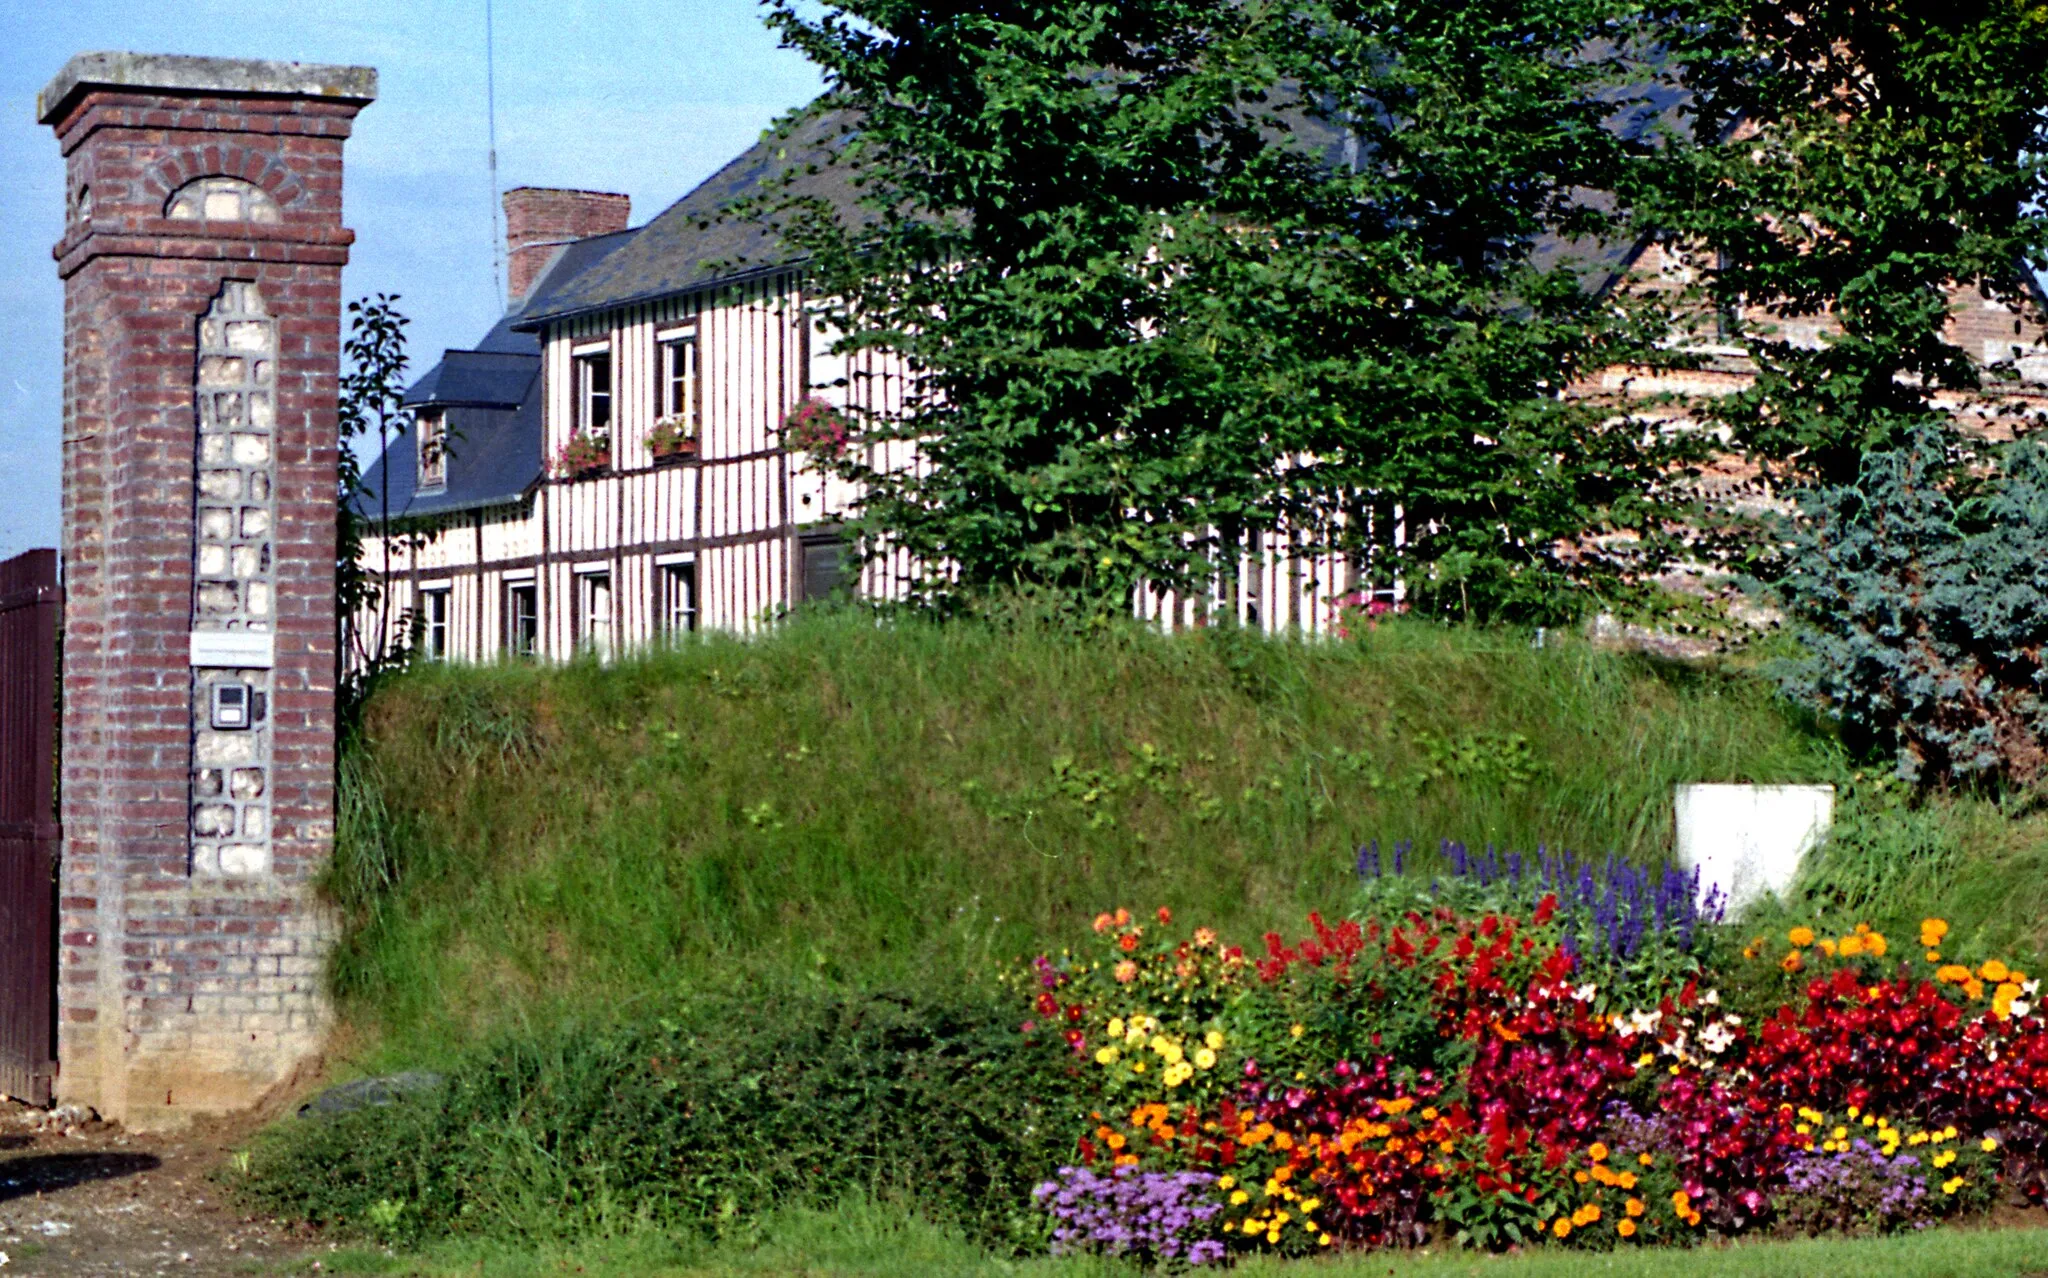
[{"xmin": 40, "ymin": 52, "xmax": 375, "ymax": 1129}]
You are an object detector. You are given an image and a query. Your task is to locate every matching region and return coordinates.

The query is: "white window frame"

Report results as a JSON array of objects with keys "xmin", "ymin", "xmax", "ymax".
[
  {"xmin": 658, "ymin": 560, "xmax": 698, "ymax": 636},
  {"xmin": 572, "ymin": 345, "xmax": 612, "ymax": 439},
  {"xmin": 504, "ymin": 580, "xmax": 539, "ymax": 659},
  {"xmin": 576, "ymin": 568, "xmax": 614, "ymax": 659},
  {"xmin": 419, "ymin": 584, "xmax": 451, "ymax": 659},
  {"xmin": 657, "ymin": 325, "xmax": 699, "ymax": 427}
]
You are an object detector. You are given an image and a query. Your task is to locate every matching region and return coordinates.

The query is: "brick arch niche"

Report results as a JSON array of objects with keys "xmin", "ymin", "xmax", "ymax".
[
  {"xmin": 167, "ymin": 176, "xmax": 281, "ymax": 224},
  {"xmin": 39, "ymin": 52, "xmax": 376, "ymax": 1131}
]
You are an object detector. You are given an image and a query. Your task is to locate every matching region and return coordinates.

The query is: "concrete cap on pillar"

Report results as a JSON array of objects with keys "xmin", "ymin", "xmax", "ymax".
[{"xmin": 38, "ymin": 51, "xmax": 378, "ymax": 124}]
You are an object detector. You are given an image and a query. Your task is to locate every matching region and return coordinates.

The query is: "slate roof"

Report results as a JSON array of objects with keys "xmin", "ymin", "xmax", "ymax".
[
  {"xmin": 511, "ymin": 107, "xmax": 866, "ymax": 329},
  {"xmin": 350, "ymin": 237, "xmax": 637, "ymax": 521}
]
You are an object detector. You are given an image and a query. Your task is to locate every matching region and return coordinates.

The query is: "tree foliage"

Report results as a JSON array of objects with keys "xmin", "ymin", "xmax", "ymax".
[
  {"xmin": 1650, "ymin": 1, "xmax": 2048, "ymax": 491},
  {"xmin": 763, "ymin": 0, "xmax": 1695, "ymax": 624}
]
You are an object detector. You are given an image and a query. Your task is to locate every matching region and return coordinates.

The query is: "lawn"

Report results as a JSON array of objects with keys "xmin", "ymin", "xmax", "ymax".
[{"xmin": 284, "ymin": 1201, "xmax": 2048, "ymax": 1277}]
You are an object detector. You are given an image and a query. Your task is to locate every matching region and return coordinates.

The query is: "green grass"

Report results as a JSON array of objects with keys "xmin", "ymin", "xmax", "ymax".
[
  {"xmin": 276, "ymin": 1199, "xmax": 2048, "ymax": 1277},
  {"xmin": 330, "ymin": 612, "xmax": 1868, "ymax": 1065}
]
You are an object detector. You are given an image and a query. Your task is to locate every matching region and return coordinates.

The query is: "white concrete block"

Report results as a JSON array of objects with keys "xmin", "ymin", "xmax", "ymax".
[{"xmin": 1675, "ymin": 784, "xmax": 1834, "ymax": 916}]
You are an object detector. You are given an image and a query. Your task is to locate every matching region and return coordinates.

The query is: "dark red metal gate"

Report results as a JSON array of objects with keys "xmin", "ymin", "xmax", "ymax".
[{"xmin": 0, "ymin": 549, "xmax": 59, "ymax": 1104}]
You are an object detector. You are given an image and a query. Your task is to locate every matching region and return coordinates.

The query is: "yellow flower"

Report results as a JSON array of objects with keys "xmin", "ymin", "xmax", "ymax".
[
  {"xmin": 1095, "ymin": 1046, "xmax": 1121, "ymax": 1065},
  {"xmin": 1106, "ymin": 1017, "xmax": 1125, "ymax": 1038},
  {"xmin": 1982, "ymin": 960, "xmax": 2011, "ymax": 983},
  {"xmin": 1639, "ymin": 1152, "xmax": 1655, "ymax": 1167},
  {"xmin": 1782, "ymin": 951, "xmax": 1805, "ymax": 973},
  {"xmin": 1927, "ymin": 950, "xmax": 1943, "ymax": 962},
  {"xmin": 1868, "ymin": 933, "xmax": 1888, "ymax": 957},
  {"xmin": 1833, "ymin": 1127, "xmax": 1849, "ymax": 1142},
  {"xmin": 1217, "ymin": 1175, "xmax": 1235, "ymax": 1190},
  {"xmin": 1553, "ymin": 1218, "xmax": 1572, "ymax": 1239},
  {"xmin": 1922, "ymin": 918, "xmax": 1950, "ymax": 945},
  {"xmin": 1230, "ymin": 1190, "xmax": 1249, "ymax": 1206},
  {"xmin": 1589, "ymin": 1142, "xmax": 1609, "ymax": 1162},
  {"xmin": 1966, "ymin": 978, "xmax": 1985, "ymax": 1000},
  {"xmin": 1289, "ymin": 1023, "xmax": 1304, "ymax": 1039},
  {"xmin": 1205, "ymin": 1030, "xmax": 1225, "ymax": 1051},
  {"xmin": 1818, "ymin": 938, "xmax": 1838, "ymax": 958},
  {"xmin": 1937, "ymin": 964, "xmax": 1973, "ymax": 985},
  {"xmin": 1838, "ymin": 935, "xmax": 1864, "ymax": 958},
  {"xmin": 1619, "ymin": 1172, "xmax": 1638, "ymax": 1190},
  {"xmin": 1943, "ymin": 1177, "xmax": 1964, "ymax": 1195},
  {"xmin": 1982, "ymin": 1138, "xmax": 1999, "ymax": 1153},
  {"xmin": 1618, "ymin": 1219, "xmax": 1638, "ymax": 1238},
  {"xmin": 1637, "ymin": 1052, "xmax": 1656, "ymax": 1068},
  {"xmin": 1195, "ymin": 1047, "xmax": 1218, "ymax": 1070},
  {"xmin": 1789, "ymin": 926, "xmax": 1816, "ymax": 947},
  {"xmin": 1626, "ymin": 1198, "xmax": 1645, "ymax": 1218}
]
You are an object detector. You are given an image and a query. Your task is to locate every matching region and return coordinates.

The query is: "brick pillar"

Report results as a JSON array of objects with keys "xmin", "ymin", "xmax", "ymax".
[
  {"xmin": 40, "ymin": 52, "xmax": 375, "ymax": 1130},
  {"xmin": 503, "ymin": 187, "xmax": 630, "ymax": 303}
]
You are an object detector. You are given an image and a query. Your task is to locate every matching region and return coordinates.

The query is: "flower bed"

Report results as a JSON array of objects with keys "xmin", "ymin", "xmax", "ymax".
[{"xmin": 1011, "ymin": 872, "xmax": 2045, "ymax": 1262}]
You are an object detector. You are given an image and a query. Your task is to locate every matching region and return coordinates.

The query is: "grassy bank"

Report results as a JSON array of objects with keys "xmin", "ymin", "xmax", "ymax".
[{"xmin": 330, "ymin": 614, "xmax": 1852, "ymax": 1064}]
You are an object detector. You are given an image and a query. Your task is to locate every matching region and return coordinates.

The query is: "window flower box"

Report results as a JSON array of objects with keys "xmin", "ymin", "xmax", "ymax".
[
  {"xmin": 550, "ymin": 431, "xmax": 611, "ymax": 480},
  {"xmin": 778, "ymin": 396, "xmax": 850, "ymax": 457},
  {"xmin": 648, "ymin": 414, "xmax": 700, "ymax": 466}
]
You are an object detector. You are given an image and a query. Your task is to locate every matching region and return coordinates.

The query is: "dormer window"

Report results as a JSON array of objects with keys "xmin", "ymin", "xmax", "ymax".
[
  {"xmin": 417, "ymin": 410, "xmax": 448, "ymax": 491},
  {"xmin": 573, "ymin": 344, "xmax": 612, "ymax": 437}
]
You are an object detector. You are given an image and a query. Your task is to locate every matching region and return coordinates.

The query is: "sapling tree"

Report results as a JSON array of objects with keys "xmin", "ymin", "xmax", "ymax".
[{"xmin": 336, "ymin": 293, "xmax": 420, "ymax": 721}]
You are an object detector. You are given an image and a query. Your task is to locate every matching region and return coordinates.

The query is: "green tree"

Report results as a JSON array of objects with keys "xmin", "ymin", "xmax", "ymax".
[
  {"xmin": 763, "ymin": 0, "xmax": 1693, "ymax": 624},
  {"xmin": 1649, "ymin": 1, "xmax": 2048, "ymax": 492}
]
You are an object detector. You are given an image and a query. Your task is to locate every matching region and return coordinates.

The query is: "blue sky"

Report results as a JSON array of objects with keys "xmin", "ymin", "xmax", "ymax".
[{"xmin": 0, "ymin": 0, "xmax": 824, "ymax": 559}]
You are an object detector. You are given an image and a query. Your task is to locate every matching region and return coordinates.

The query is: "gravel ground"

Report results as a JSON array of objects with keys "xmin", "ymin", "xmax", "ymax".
[{"xmin": 0, "ymin": 1100, "xmax": 322, "ymax": 1277}]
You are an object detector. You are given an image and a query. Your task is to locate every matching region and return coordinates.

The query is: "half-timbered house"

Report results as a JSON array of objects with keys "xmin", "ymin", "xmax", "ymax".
[{"xmin": 357, "ymin": 108, "xmax": 2048, "ymax": 665}]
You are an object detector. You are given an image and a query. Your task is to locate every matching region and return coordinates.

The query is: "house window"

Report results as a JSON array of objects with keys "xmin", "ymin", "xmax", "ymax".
[
  {"xmin": 660, "ymin": 562, "xmax": 698, "ymax": 636},
  {"xmin": 799, "ymin": 532, "xmax": 850, "ymax": 604},
  {"xmin": 574, "ymin": 348, "xmax": 612, "ymax": 437},
  {"xmin": 577, "ymin": 570, "xmax": 614, "ymax": 658},
  {"xmin": 662, "ymin": 334, "xmax": 699, "ymax": 428},
  {"xmin": 417, "ymin": 410, "xmax": 448, "ymax": 491},
  {"xmin": 419, "ymin": 587, "xmax": 451, "ymax": 659},
  {"xmin": 505, "ymin": 582, "xmax": 538, "ymax": 658}
]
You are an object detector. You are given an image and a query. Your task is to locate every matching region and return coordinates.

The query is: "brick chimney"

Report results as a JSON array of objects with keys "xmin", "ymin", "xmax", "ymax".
[{"xmin": 504, "ymin": 187, "xmax": 630, "ymax": 303}]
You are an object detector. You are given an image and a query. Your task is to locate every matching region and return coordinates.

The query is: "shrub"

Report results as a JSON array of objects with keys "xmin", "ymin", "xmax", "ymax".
[
  {"xmin": 245, "ymin": 988, "xmax": 1080, "ymax": 1251},
  {"xmin": 1775, "ymin": 427, "xmax": 2048, "ymax": 786}
]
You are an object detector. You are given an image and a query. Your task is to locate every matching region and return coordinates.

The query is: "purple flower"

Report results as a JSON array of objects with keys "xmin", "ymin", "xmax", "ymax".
[{"xmin": 1033, "ymin": 1166, "xmax": 1227, "ymax": 1265}]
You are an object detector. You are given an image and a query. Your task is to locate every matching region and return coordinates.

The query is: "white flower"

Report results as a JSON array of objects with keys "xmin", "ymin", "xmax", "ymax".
[
  {"xmin": 1572, "ymin": 982, "xmax": 1597, "ymax": 1002},
  {"xmin": 2012, "ymin": 999, "xmax": 2032, "ymax": 1018},
  {"xmin": 1624, "ymin": 1008, "xmax": 1662, "ymax": 1036},
  {"xmin": 1700, "ymin": 1022, "xmax": 1737, "ymax": 1055},
  {"xmin": 1702, "ymin": 989, "xmax": 1721, "ymax": 1006}
]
